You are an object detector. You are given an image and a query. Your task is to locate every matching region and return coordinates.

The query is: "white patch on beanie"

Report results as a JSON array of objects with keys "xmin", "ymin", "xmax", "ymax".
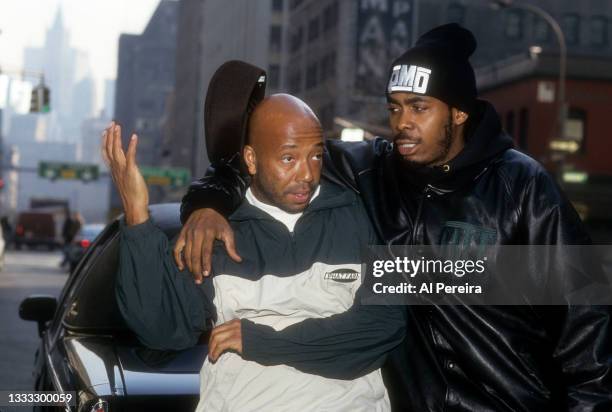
[{"xmin": 387, "ymin": 64, "xmax": 432, "ymax": 94}]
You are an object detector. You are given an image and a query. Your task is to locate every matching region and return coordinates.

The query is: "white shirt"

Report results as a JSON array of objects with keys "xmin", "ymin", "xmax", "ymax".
[{"xmin": 245, "ymin": 186, "xmax": 320, "ymax": 232}]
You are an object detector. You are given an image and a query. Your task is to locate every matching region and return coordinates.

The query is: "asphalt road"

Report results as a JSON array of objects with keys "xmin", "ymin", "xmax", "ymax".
[{"xmin": 0, "ymin": 249, "xmax": 68, "ymax": 396}]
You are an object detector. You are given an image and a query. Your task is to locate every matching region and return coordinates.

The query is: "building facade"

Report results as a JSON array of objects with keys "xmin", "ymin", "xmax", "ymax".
[
  {"xmin": 158, "ymin": 0, "xmax": 204, "ymax": 202},
  {"xmin": 282, "ymin": 0, "xmax": 612, "ymax": 136},
  {"xmin": 476, "ymin": 53, "xmax": 612, "ymax": 233},
  {"xmin": 113, "ymin": 0, "xmax": 179, "ymax": 208},
  {"xmin": 188, "ymin": 0, "xmax": 286, "ymax": 178}
]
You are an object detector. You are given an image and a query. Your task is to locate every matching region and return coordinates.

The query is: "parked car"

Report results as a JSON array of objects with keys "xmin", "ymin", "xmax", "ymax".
[
  {"xmin": 66, "ymin": 223, "xmax": 106, "ymax": 273},
  {"xmin": 14, "ymin": 211, "xmax": 62, "ymax": 250},
  {"xmin": 19, "ymin": 204, "xmax": 209, "ymax": 412}
]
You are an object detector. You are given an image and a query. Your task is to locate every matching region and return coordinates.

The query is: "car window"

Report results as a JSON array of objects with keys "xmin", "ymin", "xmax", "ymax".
[
  {"xmin": 61, "ymin": 221, "xmax": 126, "ymax": 332},
  {"xmin": 62, "ymin": 206, "xmax": 183, "ymax": 333},
  {"xmin": 49, "ymin": 220, "xmax": 119, "ymax": 339}
]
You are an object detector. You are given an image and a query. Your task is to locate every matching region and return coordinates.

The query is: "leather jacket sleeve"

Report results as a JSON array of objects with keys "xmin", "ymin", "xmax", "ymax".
[
  {"xmin": 521, "ymin": 171, "xmax": 612, "ymax": 410},
  {"xmin": 179, "ymin": 154, "xmax": 249, "ymax": 224},
  {"xmin": 179, "ymin": 138, "xmax": 393, "ymax": 223}
]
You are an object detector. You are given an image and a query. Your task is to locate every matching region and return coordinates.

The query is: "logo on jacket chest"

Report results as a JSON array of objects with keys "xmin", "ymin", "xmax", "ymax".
[
  {"xmin": 324, "ymin": 268, "xmax": 360, "ymax": 283},
  {"xmin": 439, "ymin": 221, "xmax": 497, "ymax": 246}
]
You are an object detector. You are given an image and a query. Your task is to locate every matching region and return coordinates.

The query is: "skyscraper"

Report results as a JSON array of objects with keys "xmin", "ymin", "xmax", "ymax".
[{"xmin": 113, "ymin": 0, "xmax": 179, "ymax": 208}]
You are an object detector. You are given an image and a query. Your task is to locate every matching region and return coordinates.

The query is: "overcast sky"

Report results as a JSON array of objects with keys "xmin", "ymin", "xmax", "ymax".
[{"xmin": 1, "ymin": 0, "xmax": 161, "ymax": 108}]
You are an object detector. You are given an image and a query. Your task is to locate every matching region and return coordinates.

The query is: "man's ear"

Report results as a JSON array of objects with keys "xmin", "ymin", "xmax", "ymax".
[
  {"xmin": 243, "ymin": 145, "xmax": 257, "ymax": 176},
  {"xmin": 452, "ymin": 108, "xmax": 469, "ymax": 126}
]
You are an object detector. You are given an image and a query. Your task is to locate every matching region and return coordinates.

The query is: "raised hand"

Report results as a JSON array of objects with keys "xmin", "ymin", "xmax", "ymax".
[{"xmin": 101, "ymin": 122, "xmax": 149, "ymax": 226}]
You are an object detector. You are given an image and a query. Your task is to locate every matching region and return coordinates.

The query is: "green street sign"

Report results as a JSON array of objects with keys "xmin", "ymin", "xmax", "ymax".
[
  {"xmin": 38, "ymin": 161, "xmax": 99, "ymax": 182},
  {"xmin": 140, "ymin": 166, "xmax": 190, "ymax": 188}
]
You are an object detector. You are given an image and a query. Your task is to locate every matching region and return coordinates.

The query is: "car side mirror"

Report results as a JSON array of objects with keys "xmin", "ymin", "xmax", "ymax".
[{"xmin": 19, "ymin": 295, "xmax": 57, "ymax": 337}]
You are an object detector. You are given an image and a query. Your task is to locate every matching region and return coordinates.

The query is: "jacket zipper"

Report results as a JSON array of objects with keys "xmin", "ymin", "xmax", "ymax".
[{"xmin": 411, "ymin": 185, "xmax": 432, "ymax": 244}]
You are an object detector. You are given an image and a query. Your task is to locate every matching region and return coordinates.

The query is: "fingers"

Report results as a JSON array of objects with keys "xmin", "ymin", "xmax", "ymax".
[
  {"xmin": 126, "ymin": 134, "xmax": 138, "ymax": 167},
  {"xmin": 101, "ymin": 129, "xmax": 110, "ymax": 166},
  {"xmin": 208, "ymin": 319, "xmax": 242, "ymax": 362},
  {"xmin": 111, "ymin": 123, "xmax": 126, "ymax": 165},
  {"xmin": 200, "ymin": 234, "xmax": 215, "ymax": 277},
  {"xmin": 106, "ymin": 122, "xmax": 115, "ymax": 162},
  {"xmin": 180, "ymin": 209, "xmax": 237, "ymax": 282},
  {"xmin": 105, "ymin": 123, "xmax": 115, "ymax": 163},
  {"xmin": 189, "ymin": 228, "xmax": 204, "ymax": 277},
  {"xmin": 221, "ymin": 231, "xmax": 242, "ymax": 263},
  {"xmin": 173, "ymin": 228, "xmax": 186, "ymax": 271},
  {"xmin": 184, "ymin": 227, "xmax": 193, "ymax": 273}
]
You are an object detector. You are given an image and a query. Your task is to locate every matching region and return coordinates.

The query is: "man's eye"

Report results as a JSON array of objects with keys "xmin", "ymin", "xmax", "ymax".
[
  {"xmin": 281, "ymin": 155, "xmax": 294, "ymax": 163},
  {"xmin": 312, "ymin": 153, "xmax": 323, "ymax": 161},
  {"xmin": 412, "ymin": 105, "xmax": 427, "ymax": 112},
  {"xmin": 387, "ymin": 106, "xmax": 399, "ymax": 113}
]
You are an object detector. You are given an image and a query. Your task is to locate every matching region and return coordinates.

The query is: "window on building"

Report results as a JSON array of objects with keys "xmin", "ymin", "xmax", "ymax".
[
  {"xmin": 518, "ymin": 108, "xmax": 529, "ymax": 151},
  {"xmin": 138, "ymin": 99, "xmax": 156, "ymax": 112},
  {"xmin": 323, "ymin": 1, "xmax": 339, "ymax": 32},
  {"xmin": 308, "ymin": 17, "xmax": 320, "ymax": 42},
  {"xmin": 565, "ymin": 108, "xmax": 587, "ymax": 153},
  {"xmin": 447, "ymin": 3, "xmax": 465, "ymax": 24},
  {"xmin": 320, "ymin": 52, "xmax": 337, "ymax": 81},
  {"xmin": 289, "ymin": 71, "xmax": 302, "ymax": 93},
  {"xmin": 290, "ymin": 0, "xmax": 303, "ymax": 10},
  {"xmin": 563, "ymin": 14, "xmax": 580, "ymax": 45},
  {"xmin": 272, "ymin": 0, "xmax": 283, "ymax": 12},
  {"xmin": 320, "ymin": 56, "xmax": 328, "ymax": 83},
  {"xmin": 504, "ymin": 10, "xmax": 523, "ymax": 39},
  {"xmin": 268, "ymin": 64, "xmax": 280, "ymax": 90},
  {"xmin": 269, "ymin": 25, "xmax": 282, "ymax": 53},
  {"xmin": 290, "ymin": 26, "xmax": 303, "ymax": 53},
  {"xmin": 590, "ymin": 16, "xmax": 608, "ymax": 47},
  {"xmin": 319, "ymin": 102, "xmax": 335, "ymax": 130},
  {"xmin": 505, "ymin": 110, "xmax": 515, "ymax": 138},
  {"xmin": 306, "ymin": 63, "xmax": 319, "ymax": 89},
  {"xmin": 533, "ymin": 17, "xmax": 549, "ymax": 42}
]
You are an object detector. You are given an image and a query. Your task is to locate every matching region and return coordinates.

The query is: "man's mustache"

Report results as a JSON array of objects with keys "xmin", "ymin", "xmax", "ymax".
[
  {"xmin": 284, "ymin": 182, "xmax": 316, "ymax": 194},
  {"xmin": 393, "ymin": 132, "xmax": 421, "ymax": 144}
]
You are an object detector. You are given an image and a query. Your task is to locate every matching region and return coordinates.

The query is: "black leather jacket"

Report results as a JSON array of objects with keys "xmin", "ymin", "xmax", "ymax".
[{"xmin": 181, "ymin": 101, "xmax": 612, "ymax": 411}]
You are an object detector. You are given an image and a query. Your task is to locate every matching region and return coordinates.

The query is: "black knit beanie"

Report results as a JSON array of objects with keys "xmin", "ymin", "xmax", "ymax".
[{"xmin": 387, "ymin": 23, "xmax": 477, "ymax": 113}]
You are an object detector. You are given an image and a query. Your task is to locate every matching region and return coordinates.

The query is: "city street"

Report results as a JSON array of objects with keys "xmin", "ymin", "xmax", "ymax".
[{"xmin": 0, "ymin": 249, "xmax": 68, "ymax": 393}]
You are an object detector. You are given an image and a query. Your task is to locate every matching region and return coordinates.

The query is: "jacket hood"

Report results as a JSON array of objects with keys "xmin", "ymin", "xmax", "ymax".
[
  {"xmin": 450, "ymin": 99, "xmax": 513, "ymax": 171},
  {"xmin": 205, "ymin": 60, "xmax": 266, "ymax": 163},
  {"xmin": 396, "ymin": 100, "xmax": 513, "ymax": 191}
]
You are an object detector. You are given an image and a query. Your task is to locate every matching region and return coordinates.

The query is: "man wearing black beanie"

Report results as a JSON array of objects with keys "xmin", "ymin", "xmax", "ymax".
[{"xmin": 177, "ymin": 24, "xmax": 612, "ymax": 411}]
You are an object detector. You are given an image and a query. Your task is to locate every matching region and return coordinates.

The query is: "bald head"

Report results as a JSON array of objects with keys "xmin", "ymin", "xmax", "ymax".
[
  {"xmin": 248, "ymin": 94, "xmax": 322, "ymax": 148},
  {"xmin": 243, "ymin": 94, "xmax": 324, "ymax": 213}
]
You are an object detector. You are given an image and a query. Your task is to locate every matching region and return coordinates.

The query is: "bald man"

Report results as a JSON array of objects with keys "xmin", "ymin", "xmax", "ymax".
[{"xmin": 108, "ymin": 94, "xmax": 397, "ymax": 411}]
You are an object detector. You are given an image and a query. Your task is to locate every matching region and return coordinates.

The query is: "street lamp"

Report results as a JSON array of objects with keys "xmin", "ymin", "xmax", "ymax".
[{"xmin": 491, "ymin": 0, "xmax": 567, "ymax": 143}]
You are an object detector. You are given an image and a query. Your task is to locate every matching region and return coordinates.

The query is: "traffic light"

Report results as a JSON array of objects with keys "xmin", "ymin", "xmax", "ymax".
[
  {"xmin": 42, "ymin": 86, "xmax": 50, "ymax": 113},
  {"xmin": 30, "ymin": 86, "xmax": 40, "ymax": 113},
  {"xmin": 29, "ymin": 84, "xmax": 51, "ymax": 113}
]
